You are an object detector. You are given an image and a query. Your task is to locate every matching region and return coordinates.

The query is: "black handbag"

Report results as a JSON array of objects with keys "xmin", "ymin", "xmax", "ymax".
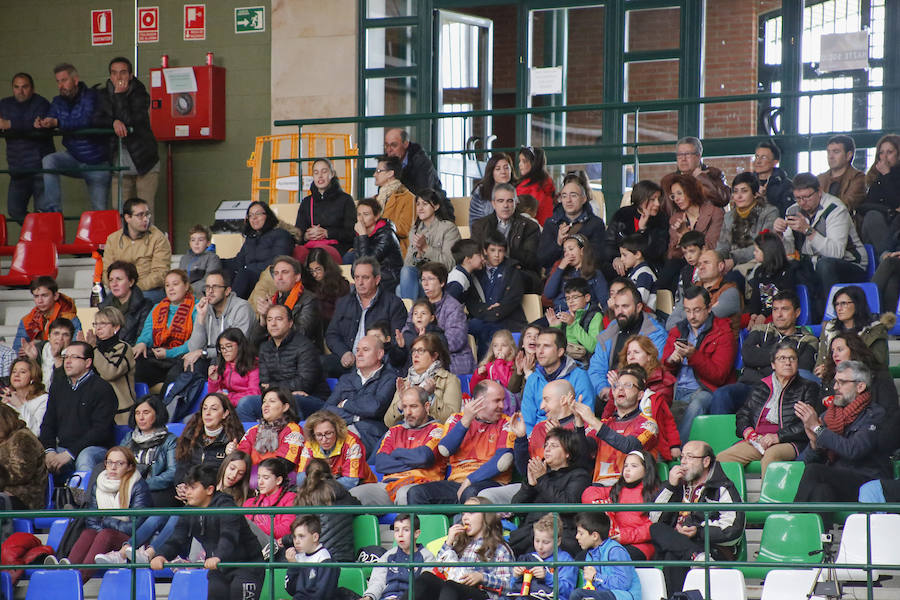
[{"xmin": 52, "ymin": 473, "xmax": 88, "ymax": 510}]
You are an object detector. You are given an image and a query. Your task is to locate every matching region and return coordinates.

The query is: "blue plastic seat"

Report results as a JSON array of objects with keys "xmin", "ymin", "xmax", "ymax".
[
  {"xmin": 458, "ymin": 373, "xmax": 472, "ymax": 395},
  {"xmin": 47, "ymin": 519, "xmax": 70, "ymax": 552},
  {"xmin": 13, "ymin": 518, "xmax": 33, "ymax": 533},
  {"xmin": 326, "ymin": 377, "xmax": 338, "ymax": 391},
  {"xmin": 168, "ymin": 569, "xmax": 208, "ymax": 600},
  {"xmin": 796, "ymin": 284, "xmax": 810, "ymax": 326},
  {"xmin": 167, "ymin": 422, "xmax": 186, "ymax": 437},
  {"xmin": 25, "ymin": 570, "xmax": 84, "ymax": 600},
  {"xmin": 823, "ymin": 282, "xmax": 879, "ymax": 320},
  {"xmin": 98, "ymin": 569, "xmax": 156, "ymax": 600},
  {"xmin": 1, "ymin": 571, "xmax": 13, "ymax": 600},
  {"xmin": 735, "ymin": 328, "xmax": 748, "ymax": 369},
  {"xmin": 33, "ymin": 475, "xmax": 56, "ymax": 529},
  {"xmin": 864, "ymin": 243, "xmax": 876, "ymax": 279},
  {"xmin": 134, "ymin": 382, "xmax": 150, "ymax": 398},
  {"xmin": 114, "ymin": 424, "xmax": 132, "ymax": 445}
]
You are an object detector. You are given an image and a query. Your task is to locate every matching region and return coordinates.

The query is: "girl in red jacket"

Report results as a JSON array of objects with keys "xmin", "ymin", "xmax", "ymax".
[
  {"xmin": 581, "ymin": 449, "xmax": 660, "ymax": 560},
  {"xmin": 516, "ymin": 146, "xmax": 556, "ymax": 225},
  {"xmin": 243, "ymin": 457, "xmax": 298, "ymax": 542}
]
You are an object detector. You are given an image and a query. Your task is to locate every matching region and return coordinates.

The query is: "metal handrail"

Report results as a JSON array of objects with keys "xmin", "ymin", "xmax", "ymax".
[{"xmin": 4, "ymin": 501, "xmax": 897, "ymax": 600}]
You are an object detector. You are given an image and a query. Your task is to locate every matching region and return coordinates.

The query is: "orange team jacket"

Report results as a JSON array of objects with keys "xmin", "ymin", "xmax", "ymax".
[
  {"xmin": 296, "ymin": 430, "xmax": 377, "ymax": 484},
  {"xmin": 376, "ymin": 421, "xmax": 446, "ymax": 499},
  {"xmin": 441, "ymin": 413, "xmax": 516, "ymax": 484},
  {"xmin": 237, "ymin": 422, "xmax": 305, "ymax": 467},
  {"xmin": 584, "ymin": 409, "xmax": 658, "ymax": 485}
]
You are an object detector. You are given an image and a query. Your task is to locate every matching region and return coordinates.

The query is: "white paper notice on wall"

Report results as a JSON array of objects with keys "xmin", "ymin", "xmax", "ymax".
[
  {"xmin": 163, "ymin": 68, "xmax": 198, "ymax": 94},
  {"xmin": 151, "ymin": 71, "xmax": 161, "ymax": 88},
  {"xmin": 175, "ymin": 125, "xmax": 189, "ymax": 137},
  {"xmin": 819, "ymin": 31, "xmax": 869, "ymax": 73},
  {"xmin": 530, "ymin": 66, "xmax": 563, "ymax": 96}
]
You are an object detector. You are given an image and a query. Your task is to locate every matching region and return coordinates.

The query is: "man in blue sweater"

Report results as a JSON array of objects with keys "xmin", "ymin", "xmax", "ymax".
[
  {"xmin": 0, "ymin": 72, "xmax": 54, "ymax": 221},
  {"xmin": 35, "ymin": 63, "xmax": 111, "ymax": 212}
]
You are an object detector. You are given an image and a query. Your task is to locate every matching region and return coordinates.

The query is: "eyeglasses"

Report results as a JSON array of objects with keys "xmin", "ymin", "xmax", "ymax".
[
  {"xmin": 92, "ymin": 321, "xmax": 111, "ymax": 328},
  {"xmin": 676, "ymin": 152, "xmax": 699, "ymax": 158},
  {"xmin": 247, "ymin": 211, "xmax": 267, "ymax": 218},
  {"xmin": 834, "ymin": 300, "xmax": 854, "ymax": 308},
  {"xmin": 753, "ymin": 154, "xmax": 772, "ymax": 162},
  {"xmin": 833, "ymin": 378, "xmax": 859, "ymax": 387},
  {"xmin": 680, "ymin": 453, "xmax": 706, "ymax": 462},
  {"xmin": 63, "ymin": 353, "xmax": 86, "ymax": 360},
  {"xmin": 564, "ymin": 293, "xmax": 585, "ymax": 301},
  {"xmin": 613, "ymin": 381, "xmax": 640, "ymax": 390},
  {"xmin": 314, "ymin": 430, "xmax": 336, "ymax": 439},
  {"xmin": 218, "ymin": 344, "xmax": 238, "ymax": 352},
  {"xmin": 793, "ymin": 192, "xmax": 818, "ymax": 202},
  {"xmin": 130, "ymin": 211, "xmax": 151, "ymax": 219},
  {"xmin": 410, "ymin": 347, "xmax": 429, "ymax": 355},
  {"xmin": 373, "ymin": 168, "xmax": 389, "ymax": 174},
  {"xmin": 203, "ymin": 284, "xmax": 226, "ymax": 292},
  {"xmin": 105, "ymin": 460, "xmax": 127, "ymax": 468},
  {"xmin": 558, "ymin": 192, "xmax": 584, "ymax": 201},
  {"xmin": 774, "ymin": 355, "xmax": 798, "ymax": 363}
]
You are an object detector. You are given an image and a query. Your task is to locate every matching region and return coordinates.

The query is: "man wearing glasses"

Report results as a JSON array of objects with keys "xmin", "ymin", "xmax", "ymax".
[
  {"xmin": 794, "ymin": 360, "xmax": 889, "ymax": 504},
  {"xmin": 102, "ymin": 197, "xmax": 171, "ymax": 304},
  {"xmin": 182, "ymin": 270, "xmax": 253, "ymax": 374},
  {"xmin": 252, "ymin": 256, "xmax": 320, "ymax": 348},
  {"xmin": 649, "ymin": 439, "xmax": 744, "ymax": 593},
  {"xmin": 773, "ymin": 172, "xmax": 867, "ymax": 322},
  {"xmin": 716, "ymin": 341, "xmax": 820, "ymax": 477},
  {"xmin": 38, "ymin": 341, "xmax": 117, "ymax": 482},
  {"xmin": 660, "ymin": 136, "xmax": 731, "ymax": 209},
  {"xmin": 751, "ymin": 140, "xmax": 793, "ymax": 216}
]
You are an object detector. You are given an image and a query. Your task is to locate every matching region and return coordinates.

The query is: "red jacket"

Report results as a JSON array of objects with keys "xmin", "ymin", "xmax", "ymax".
[
  {"xmin": 601, "ymin": 367, "xmax": 680, "ymax": 460},
  {"xmin": 662, "ymin": 316, "xmax": 736, "ymax": 393},
  {"xmin": 582, "ymin": 483, "xmax": 655, "ymax": 559},
  {"xmin": 517, "ymin": 178, "xmax": 556, "ymax": 225},
  {"xmin": 243, "ymin": 488, "xmax": 297, "ymax": 538}
]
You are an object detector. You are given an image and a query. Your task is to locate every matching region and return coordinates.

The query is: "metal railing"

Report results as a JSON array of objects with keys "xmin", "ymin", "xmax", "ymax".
[
  {"xmin": 273, "ymin": 84, "xmax": 900, "ymax": 201},
  {"xmin": 4, "ymin": 500, "xmax": 899, "ymax": 600},
  {"xmin": 0, "ymin": 128, "xmax": 129, "ymax": 215}
]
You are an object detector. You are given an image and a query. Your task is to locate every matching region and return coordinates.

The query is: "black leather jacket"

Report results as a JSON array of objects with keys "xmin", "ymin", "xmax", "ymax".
[{"xmin": 737, "ymin": 374, "xmax": 821, "ymax": 446}]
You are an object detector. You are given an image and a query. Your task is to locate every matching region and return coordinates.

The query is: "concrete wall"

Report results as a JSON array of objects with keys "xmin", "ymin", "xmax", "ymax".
[{"xmin": 0, "ymin": 0, "xmax": 271, "ymax": 252}]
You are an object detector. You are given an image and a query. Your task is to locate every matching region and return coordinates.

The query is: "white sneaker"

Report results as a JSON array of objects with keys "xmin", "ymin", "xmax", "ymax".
[
  {"xmin": 134, "ymin": 547, "xmax": 151, "ymax": 564},
  {"xmin": 43, "ymin": 555, "xmax": 59, "ymax": 566},
  {"xmin": 59, "ymin": 558, "xmax": 70, "ymax": 565},
  {"xmin": 95, "ymin": 550, "xmax": 126, "ymax": 564}
]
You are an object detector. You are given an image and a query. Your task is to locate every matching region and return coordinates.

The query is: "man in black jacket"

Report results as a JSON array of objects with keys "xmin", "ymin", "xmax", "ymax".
[
  {"xmin": 0, "ymin": 72, "xmax": 54, "ymax": 221},
  {"xmin": 650, "ymin": 440, "xmax": 745, "ymax": 593},
  {"xmin": 717, "ymin": 341, "xmax": 821, "ymax": 475},
  {"xmin": 236, "ymin": 304, "xmax": 329, "ymax": 421},
  {"xmin": 323, "ymin": 256, "xmax": 407, "ymax": 377},
  {"xmin": 151, "ymin": 465, "xmax": 264, "ymax": 600},
  {"xmin": 470, "ymin": 182, "xmax": 541, "ymax": 292},
  {"xmin": 96, "ymin": 57, "xmax": 159, "ymax": 209},
  {"xmin": 467, "ymin": 232, "xmax": 526, "ymax": 358},
  {"xmin": 383, "ymin": 127, "xmax": 452, "ymax": 218},
  {"xmin": 38, "ymin": 341, "xmax": 117, "ymax": 482}
]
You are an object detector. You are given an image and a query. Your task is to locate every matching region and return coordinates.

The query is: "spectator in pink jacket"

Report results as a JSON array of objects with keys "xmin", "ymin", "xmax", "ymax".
[
  {"xmin": 243, "ymin": 457, "xmax": 297, "ymax": 540},
  {"xmin": 207, "ymin": 328, "xmax": 260, "ymax": 407}
]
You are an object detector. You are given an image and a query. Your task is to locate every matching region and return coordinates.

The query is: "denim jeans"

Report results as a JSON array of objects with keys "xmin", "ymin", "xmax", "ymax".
[
  {"xmin": 397, "ymin": 266, "xmax": 423, "ymax": 300},
  {"xmin": 858, "ymin": 480, "xmax": 886, "ymax": 503},
  {"xmin": 7, "ymin": 174, "xmax": 44, "ymax": 222},
  {"xmin": 41, "ymin": 151, "xmax": 111, "ymax": 212},
  {"xmin": 709, "ymin": 383, "xmax": 752, "ymax": 415},
  {"xmin": 135, "ymin": 515, "xmax": 180, "ymax": 549},
  {"xmin": 52, "ymin": 445, "xmax": 108, "ymax": 483},
  {"xmin": 671, "ymin": 385, "xmax": 713, "ymax": 442}
]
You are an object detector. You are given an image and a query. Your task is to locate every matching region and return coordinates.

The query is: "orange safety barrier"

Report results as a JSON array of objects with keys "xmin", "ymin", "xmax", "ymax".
[{"xmin": 246, "ymin": 133, "xmax": 358, "ymax": 204}]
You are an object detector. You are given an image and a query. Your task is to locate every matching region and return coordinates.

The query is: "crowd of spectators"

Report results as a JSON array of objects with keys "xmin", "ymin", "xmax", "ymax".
[{"xmin": 5, "ymin": 61, "xmax": 900, "ymax": 598}]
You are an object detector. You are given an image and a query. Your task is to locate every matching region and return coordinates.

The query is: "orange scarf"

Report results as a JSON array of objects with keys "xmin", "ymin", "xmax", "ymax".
[
  {"xmin": 23, "ymin": 293, "xmax": 77, "ymax": 342},
  {"xmin": 151, "ymin": 294, "xmax": 195, "ymax": 349},
  {"xmin": 272, "ymin": 281, "xmax": 303, "ymax": 310}
]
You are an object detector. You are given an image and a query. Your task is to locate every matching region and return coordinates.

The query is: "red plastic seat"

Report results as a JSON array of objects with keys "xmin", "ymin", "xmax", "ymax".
[
  {"xmin": 0, "ymin": 213, "xmax": 64, "ymax": 256},
  {"xmin": 0, "ymin": 215, "xmax": 8, "ymax": 247},
  {"xmin": 58, "ymin": 210, "xmax": 121, "ymax": 255},
  {"xmin": 0, "ymin": 241, "xmax": 58, "ymax": 287}
]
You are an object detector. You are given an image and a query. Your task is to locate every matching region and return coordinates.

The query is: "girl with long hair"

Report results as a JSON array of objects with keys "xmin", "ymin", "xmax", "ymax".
[
  {"xmin": 294, "ymin": 158, "xmax": 357, "ymax": 264},
  {"xmin": 291, "ymin": 458, "xmax": 361, "ymax": 562},
  {"xmin": 818, "ymin": 332, "xmax": 898, "ymax": 413},
  {"xmin": 516, "ymin": 146, "xmax": 555, "ymax": 225},
  {"xmin": 243, "ymin": 457, "xmax": 297, "ymax": 542},
  {"xmin": 0, "ymin": 357, "xmax": 47, "ymax": 436},
  {"xmin": 582, "ymin": 449, "xmax": 661, "ymax": 560},
  {"xmin": 745, "ymin": 230, "xmax": 796, "ymax": 327},
  {"xmin": 302, "ymin": 247, "xmax": 350, "ymax": 325},
  {"xmin": 543, "ymin": 233, "xmax": 609, "ymax": 313},
  {"xmin": 414, "ymin": 497, "xmax": 514, "ymax": 600},
  {"xmin": 815, "ymin": 285, "xmax": 890, "ymax": 373},
  {"xmin": 605, "ymin": 179, "xmax": 668, "ymax": 278},
  {"xmin": 398, "ymin": 189, "xmax": 462, "ymax": 299},
  {"xmin": 207, "ymin": 328, "xmax": 260, "ymax": 407},
  {"xmin": 508, "ymin": 324, "xmax": 541, "ymax": 394},
  {"xmin": 470, "ymin": 153, "xmax": 516, "ymax": 225},
  {"xmin": 217, "ymin": 450, "xmax": 252, "ymax": 505}
]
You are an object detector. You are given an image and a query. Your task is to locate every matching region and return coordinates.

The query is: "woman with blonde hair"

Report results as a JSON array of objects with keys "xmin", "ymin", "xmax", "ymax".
[
  {"xmin": 87, "ymin": 306, "xmax": 136, "ymax": 425},
  {"xmin": 1, "ymin": 357, "xmax": 47, "ymax": 436},
  {"xmin": 296, "ymin": 410, "xmax": 375, "ymax": 489},
  {"xmin": 384, "ymin": 333, "xmax": 462, "ymax": 427}
]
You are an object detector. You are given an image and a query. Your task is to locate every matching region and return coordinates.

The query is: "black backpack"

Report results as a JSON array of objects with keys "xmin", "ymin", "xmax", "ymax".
[{"xmin": 164, "ymin": 371, "xmax": 206, "ymax": 423}]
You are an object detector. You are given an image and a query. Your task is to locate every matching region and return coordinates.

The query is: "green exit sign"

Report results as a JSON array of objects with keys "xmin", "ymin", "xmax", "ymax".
[{"xmin": 234, "ymin": 6, "xmax": 265, "ymax": 33}]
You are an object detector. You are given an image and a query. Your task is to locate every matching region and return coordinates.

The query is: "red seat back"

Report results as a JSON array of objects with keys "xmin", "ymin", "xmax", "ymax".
[
  {"xmin": 75, "ymin": 210, "xmax": 121, "ymax": 247},
  {"xmin": 20, "ymin": 213, "xmax": 64, "ymax": 245},
  {"xmin": 0, "ymin": 215, "xmax": 7, "ymax": 247},
  {"xmin": 9, "ymin": 241, "xmax": 58, "ymax": 279}
]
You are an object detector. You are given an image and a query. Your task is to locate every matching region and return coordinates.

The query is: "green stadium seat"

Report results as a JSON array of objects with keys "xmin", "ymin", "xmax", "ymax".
[
  {"xmin": 747, "ymin": 461, "xmax": 805, "ymax": 525},
  {"xmin": 338, "ymin": 568, "xmax": 367, "ymax": 595},
  {"xmin": 689, "ymin": 415, "xmax": 739, "ymax": 454},
  {"xmin": 719, "ymin": 461, "xmax": 745, "ymax": 501},
  {"xmin": 418, "ymin": 514, "xmax": 450, "ymax": 546},
  {"xmin": 740, "ymin": 513, "xmax": 824, "ymax": 580},
  {"xmin": 353, "ymin": 514, "xmax": 381, "ymax": 551},
  {"xmin": 657, "ymin": 461, "xmax": 670, "ymax": 481},
  {"xmin": 259, "ymin": 568, "xmax": 290, "ymax": 600}
]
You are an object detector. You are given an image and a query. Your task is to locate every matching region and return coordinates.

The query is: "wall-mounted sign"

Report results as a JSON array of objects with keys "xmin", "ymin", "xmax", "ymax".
[
  {"xmin": 819, "ymin": 31, "xmax": 869, "ymax": 73},
  {"xmin": 138, "ymin": 7, "xmax": 159, "ymax": 43},
  {"xmin": 235, "ymin": 6, "xmax": 265, "ymax": 34},
  {"xmin": 91, "ymin": 9, "xmax": 113, "ymax": 46},
  {"xmin": 184, "ymin": 4, "xmax": 206, "ymax": 41}
]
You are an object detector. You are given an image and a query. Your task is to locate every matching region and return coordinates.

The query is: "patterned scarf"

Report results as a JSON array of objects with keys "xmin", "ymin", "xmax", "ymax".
[
  {"xmin": 823, "ymin": 391, "xmax": 871, "ymax": 464},
  {"xmin": 273, "ymin": 281, "xmax": 303, "ymax": 310},
  {"xmin": 151, "ymin": 293, "xmax": 195, "ymax": 349},
  {"xmin": 376, "ymin": 178, "xmax": 403, "ymax": 207},
  {"xmin": 22, "ymin": 293, "xmax": 77, "ymax": 341}
]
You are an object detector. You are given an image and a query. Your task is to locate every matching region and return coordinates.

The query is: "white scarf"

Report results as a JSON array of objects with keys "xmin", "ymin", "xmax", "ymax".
[{"xmin": 96, "ymin": 469, "xmax": 141, "ymax": 520}]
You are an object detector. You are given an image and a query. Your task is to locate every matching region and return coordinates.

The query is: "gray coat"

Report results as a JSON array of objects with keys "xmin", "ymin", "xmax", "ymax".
[
  {"xmin": 179, "ymin": 250, "xmax": 223, "ymax": 298},
  {"xmin": 403, "ymin": 219, "xmax": 461, "ymax": 270},
  {"xmin": 187, "ymin": 293, "xmax": 254, "ymax": 359},
  {"xmin": 715, "ymin": 203, "xmax": 778, "ymax": 265}
]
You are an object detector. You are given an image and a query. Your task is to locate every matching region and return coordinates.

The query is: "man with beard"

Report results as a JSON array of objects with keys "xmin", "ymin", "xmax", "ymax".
[
  {"xmin": 666, "ymin": 249, "xmax": 742, "ymax": 335},
  {"xmin": 183, "ymin": 270, "xmax": 254, "ymax": 374},
  {"xmin": 589, "ymin": 280, "xmax": 667, "ymax": 400},
  {"xmin": 36, "ymin": 63, "xmax": 110, "ymax": 212},
  {"xmin": 794, "ymin": 360, "xmax": 889, "ymax": 503},
  {"xmin": 649, "ymin": 439, "xmax": 744, "ymax": 593}
]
